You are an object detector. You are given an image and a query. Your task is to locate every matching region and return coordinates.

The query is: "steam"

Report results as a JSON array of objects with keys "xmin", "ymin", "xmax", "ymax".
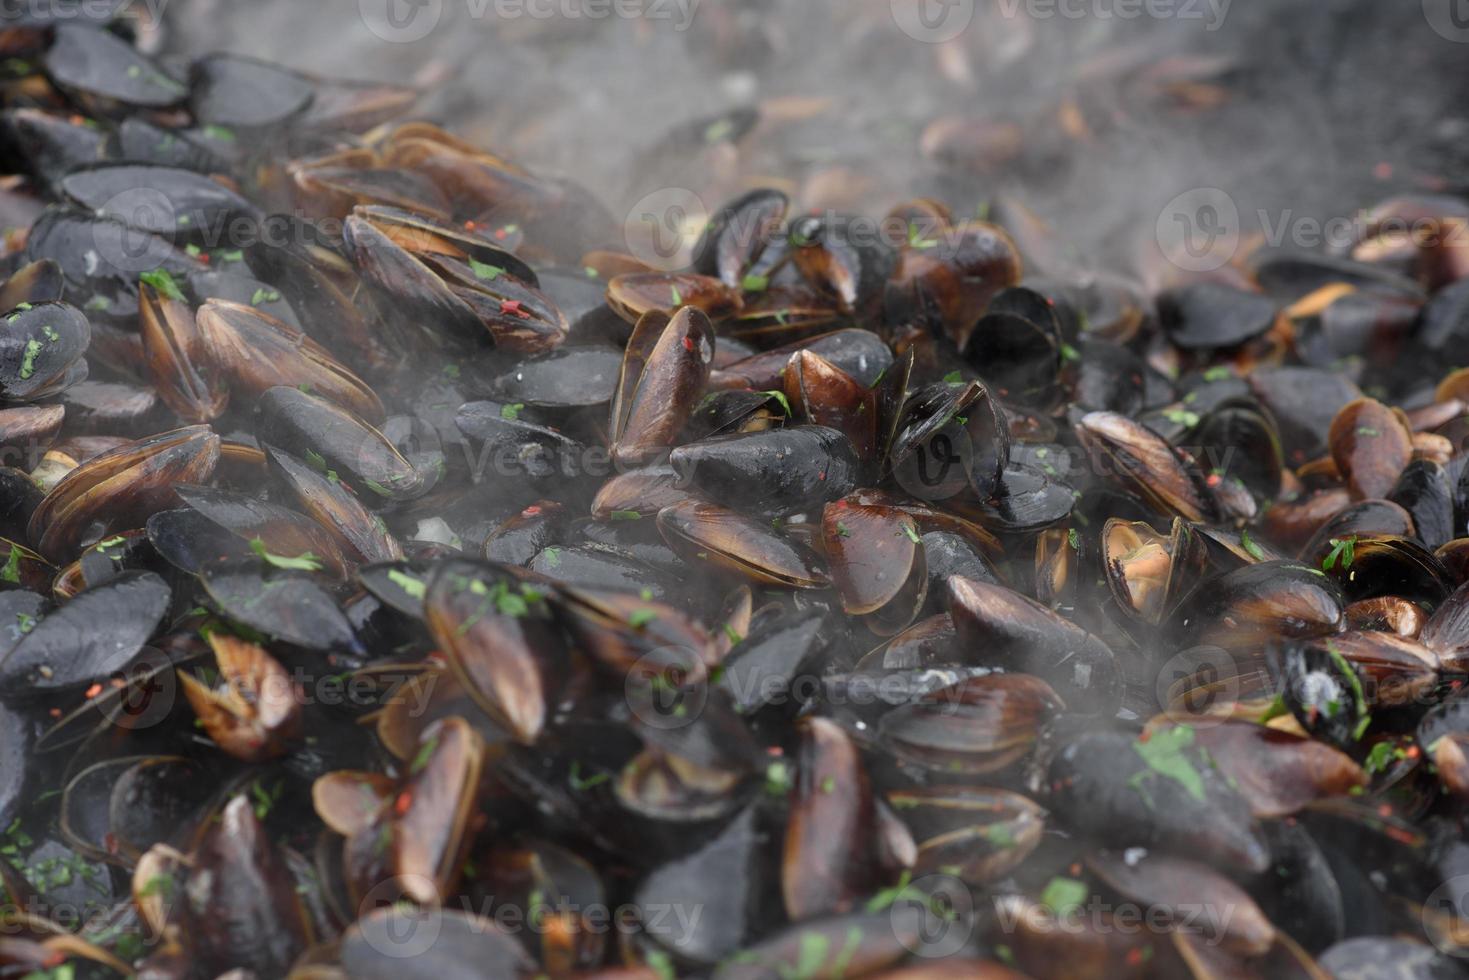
[{"xmin": 163, "ymin": 0, "xmax": 1469, "ymax": 284}]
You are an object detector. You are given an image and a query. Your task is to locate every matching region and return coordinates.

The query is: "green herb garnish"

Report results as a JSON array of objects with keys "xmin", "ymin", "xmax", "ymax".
[{"xmin": 248, "ymin": 537, "xmax": 323, "ymax": 572}]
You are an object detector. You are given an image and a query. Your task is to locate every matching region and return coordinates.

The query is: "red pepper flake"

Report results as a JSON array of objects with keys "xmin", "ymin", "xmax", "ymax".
[
  {"xmin": 84, "ymin": 683, "xmax": 102, "ymax": 699},
  {"xmin": 1137, "ymin": 730, "xmax": 1151, "ymax": 743},
  {"xmin": 198, "ymin": 252, "xmax": 210, "ymax": 264},
  {"xmin": 494, "ymin": 227, "xmax": 509, "ymax": 240},
  {"xmin": 1125, "ymin": 948, "xmax": 1145, "ymax": 967},
  {"xmin": 464, "ymin": 220, "xmax": 477, "ymax": 231},
  {"xmin": 426, "ymin": 650, "xmax": 447, "ymax": 666},
  {"xmin": 1407, "ymin": 745, "xmax": 1421, "ymax": 759},
  {"xmin": 1205, "ymin": 473, "xmax": 1222, "ymax": 488},
  {"xmin": 817, "ymin": 470, "xmax": 827, "ymax": 481},
  {"xmin": 1069, "ymin": 862, "xmax": 1082, "ymax": 876},
  {"xmin": 395, "ymin": 790, "xmax": 413, "ymax": 815},
  {"xmin": 523, "ymin": 505, "xmax": 542, "ymax": 517},
  {"xmin": 499, "ymin": 299, "xmax": 528, "ymax": 319},
  {"xmin": 1377, "ymin": 803, "xmax": 1392, "ymax": 817},
  {"xmin": 766, "ymin": 745, "xmax": 784, "ymax": 756},
  {"xmin": 1386, "ymin": 826, "xmax": 1418, "ymax": 845},
  {"xmin": 104, "ymin": 831, "xmax": 119, "ymax": 854},
  {"xmin": 48, "ymin": 707, "xmax": 62, "ymax": 719},
  {"xmin": 682, "ymin": 336, "xmax": 695, "ymax": 352}
]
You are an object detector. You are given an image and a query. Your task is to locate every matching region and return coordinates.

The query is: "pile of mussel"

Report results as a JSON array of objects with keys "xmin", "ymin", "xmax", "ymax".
[{"xmin": 2, "ymin": 8, "xmax": 1469, "ymax": 980}]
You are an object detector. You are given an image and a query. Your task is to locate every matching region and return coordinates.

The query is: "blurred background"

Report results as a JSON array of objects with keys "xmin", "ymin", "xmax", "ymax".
[{"xmin": 151, "ymin": 0, "xmax": 1469, "ymax": 283}]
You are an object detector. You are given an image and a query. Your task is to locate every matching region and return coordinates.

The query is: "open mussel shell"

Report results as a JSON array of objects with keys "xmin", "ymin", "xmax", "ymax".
[
  {"xmin": 255, "ymin": 385, "xmax": 422, "ymax": 503},
  {"xmin": 1101, "ymin": 516, "xmax": 1211, "ymax": 626},
  {"xmin": 948, "ymin": 576, "xmax": 1121, "ymax": 715},
  {"xmin": 885, "ymin": 785, "xmax": 1044, "ymax": 884},
  {"xmin": 139, "ymin": 281, "xmax": 229, "ymax": 425},
  {"xmin": 353, "ymin": 205, "xmax": 536, "ymax": 283},
  {"xmin": 552, "ymin": 582, "xmax": 717, "ymax": 688},
  {"xmin": 1075, "ymin": 411, "xmax": 1221, "ymax": 523},
  {"xmin": 888, "ymin": 219, "xmax": 1022, "ymax": 344},
  {"xmin": 243, "ymin": 213, "xmax": 388, "ymax": 373},
  {"xmin": 180, "ymin": 633, "xmax": 303, "ymax": 764},
  {"xmin": 887, "ymin": 380, "xmax": 1009, "ymax": 503},
  {"xmin": 1309, "ymin": 534, "xmax": 1455, "ymax": 607},
  {"xmin": 657, "ymin": 499, "xmax": 830, "ymax": 589},
  {"xmin": 1192, "ymin": 398, "xmax": 1285, "ymax": 504},
  {"xmin": 427, "ymin": 253, "xmax": 569, "ymax": 353},
  {"xmin": 784, "ymin": 348, "xmax": 878, "ymax": 459},
  {"xmin": 197, "ymin": 299, "xmax": 385, "ymax": 422},
  {"xmin": 606, "ymin": 272, "xmax": 741, "ymax": 324},
  {"xmin": 1265, "ymin": 630, "xmax": 1435, "ymax": 750},
  {"xmin": 590, "ymin": 464, "xmax": 689, "ymax": 520},
  {"xmin": 713, "ymin": 328, "xmax": 892, "ymax": 395},
  {"xmin": 609, "ymin": 307, "xmax": 715, "ymax": 468},
  {"xmin": 877, "ymin": 673, "xmax": 1064, "ymax": 775},
  {"xmin": 51, "ymin": 527, "xmax": 159, "ymax": 599},
  {"xmin": 0, "ymin": 301, "xmax": 89, "ymax": 402},
  {"xmin": 423, "ymin": 560, "xmax": 565, "ymax": 744},
  {"xmin": 962, "ymin": 288, "xmax": 1063, "ymax": 408},
  {"xmin": 823, "ymin": 497, "xmax": 928, "ymax": 636},
  {"xmin": 343, "ymin": 211, "xmax": 486, "ymax": 345},
  {"xmin": 692, "ymin": 187, "xmax": 790, "ymax": 287},
  {"xmin": 670, "ymin": 425, "xmax": 859, "ymax": 520},
  {"xmin": 266, "ymin": 447, "xmax": 402, "ymax": 565},
  {"xmin": 27, "ymin": 425, "xmax": 221, "ymax": 564}
]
